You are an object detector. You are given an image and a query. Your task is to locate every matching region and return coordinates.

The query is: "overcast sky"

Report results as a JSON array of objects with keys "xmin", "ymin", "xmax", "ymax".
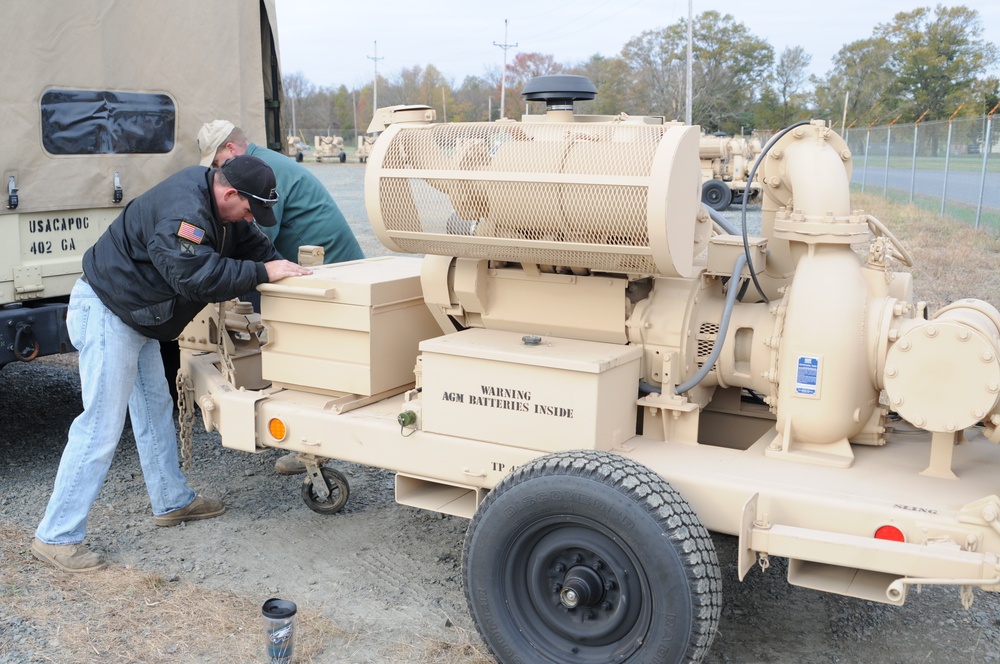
[{"xmin": 273, "ymin": 0, "xmax": 1000, "ymax": 91}]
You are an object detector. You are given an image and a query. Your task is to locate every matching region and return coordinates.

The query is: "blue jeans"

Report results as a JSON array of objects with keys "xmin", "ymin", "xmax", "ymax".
[{"xmin": 35, "ymin": 279, "xmax": 195, "ymax": 545}]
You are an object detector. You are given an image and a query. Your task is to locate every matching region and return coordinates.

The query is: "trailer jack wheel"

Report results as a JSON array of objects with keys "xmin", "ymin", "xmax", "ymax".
[
  {"xmin": 301, "ymin": 466, "xmax": 350, "ymax": 514},
  {"xmin": 463, "ymin": 450, "xmax": 721, "ymax": 664}
]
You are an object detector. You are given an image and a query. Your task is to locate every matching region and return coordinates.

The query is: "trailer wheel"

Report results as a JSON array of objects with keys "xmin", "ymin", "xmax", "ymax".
[
  {"xmin": 702, "ymin": 180, "xmax": 732, "ymax": 211},
  {"xmin": 463, "ymin": 450, "xmax": 721, "ymax": 664},
  {"xmin": 301, "ymin": 466, "xmax": 350, "ymax": 514}
]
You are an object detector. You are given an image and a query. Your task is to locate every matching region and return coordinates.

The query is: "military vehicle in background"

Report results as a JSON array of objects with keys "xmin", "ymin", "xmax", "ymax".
[
  {"xmin": 700, "ymin": 133, "xmax": 763, "ymax": 210},
  {"xmin": 178, "ymin": 75, "xmax": 1000, "ymax": 663},
  {"xmin": 314, "ymin": 135, "xmax": 347, "ymax": 163},
  {"xmin": 356, "ymin": 133, "xmax": 377, "ymax": 163},
  {"xmin": 0, "ymin": 0, "xmax": 283, "ymax": 368},
  {"xmin": 286, "ymin": 135, "xmax": 307, "ymax": 162}
]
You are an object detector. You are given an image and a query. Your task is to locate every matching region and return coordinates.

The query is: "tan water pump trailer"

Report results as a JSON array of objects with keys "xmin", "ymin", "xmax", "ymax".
[{"xmin": 179, "ymin": 75, "xmax": 1000, "ymax": 664}]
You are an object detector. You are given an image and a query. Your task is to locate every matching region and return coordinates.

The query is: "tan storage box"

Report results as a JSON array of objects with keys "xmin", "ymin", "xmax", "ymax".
[
  {"xmin": 419, "ymin": 328, "xmax": 642, "ymax": 452},
  {"xmin": 260, "ymin": 256, "xmax": 441, "ymax": 396}
]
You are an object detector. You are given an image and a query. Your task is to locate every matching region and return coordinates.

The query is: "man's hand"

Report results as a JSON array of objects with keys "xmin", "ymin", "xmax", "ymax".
[{"xmin": 264, "ymin": 259, "xmax": 313, "ymax": 281}]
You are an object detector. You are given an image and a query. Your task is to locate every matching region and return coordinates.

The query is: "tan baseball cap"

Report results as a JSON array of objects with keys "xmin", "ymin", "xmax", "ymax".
[{"xmin": 197, "ymin": 120, "xmax": 235, "ymax": 167}]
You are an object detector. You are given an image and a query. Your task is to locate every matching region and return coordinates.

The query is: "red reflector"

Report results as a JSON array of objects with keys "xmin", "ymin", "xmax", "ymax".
[{"xmin": 875, "ymin": 525, "xmax": 905, "ymax": 542}]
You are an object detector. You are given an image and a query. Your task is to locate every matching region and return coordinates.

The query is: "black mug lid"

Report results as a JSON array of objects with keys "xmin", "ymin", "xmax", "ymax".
[{"xmin": 262, "ymin": 598, "xmax": 297, "ymax": 619}]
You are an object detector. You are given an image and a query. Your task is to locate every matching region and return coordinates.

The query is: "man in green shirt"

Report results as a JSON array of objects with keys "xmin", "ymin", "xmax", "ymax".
[
  {"xmin": 197, "ymin": 120, "xmax": 364, "ymax": 269},
  {"xmin": 197, "ymin": 120, "xmax": 365, "ymax": 475}
]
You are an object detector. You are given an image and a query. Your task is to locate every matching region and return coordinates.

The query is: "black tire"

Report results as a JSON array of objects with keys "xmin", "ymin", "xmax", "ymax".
[
  {"xmin": 701, "ymin": 180, "xmax": 732, "ymax": 211},
  {"xmin": 301, "ymin": 466, "xmax": 350, "ymax": 514},
  {"xmin": 339, "ymin": 152, "xmax": 346, "ymax": 163},
  {"xmin": 463, "ymin": 450, "xmax": 721, "ymax": 664},
  {"xmin": 295, "ymin": 151, "xmax": 304, "ymax": 163}
]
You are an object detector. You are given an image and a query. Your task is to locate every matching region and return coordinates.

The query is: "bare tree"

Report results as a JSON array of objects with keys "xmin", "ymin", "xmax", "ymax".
[{"xmin": 773, "ymin": 46, "xmax": 812, "ymax": 126}]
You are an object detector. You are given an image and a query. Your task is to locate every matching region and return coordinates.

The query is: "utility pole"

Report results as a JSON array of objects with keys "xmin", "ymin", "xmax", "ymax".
[
  {"xmin": 493, "ymin": 19, "xmax": 517, "ymax": 120},
  {"xmin": 841, "ymin": 91, "xmax": 849, "ymax": 134},
  {"xmin": 367, "ymin": 41, "xmax": 384, "ymax": 115},
  {"xmin": 352, "ymin": 88, "xmax": 358, "ymax": 146},
  {"xmin": 685, "ymin": 0, "xmax": 693, "ymax": 125}
]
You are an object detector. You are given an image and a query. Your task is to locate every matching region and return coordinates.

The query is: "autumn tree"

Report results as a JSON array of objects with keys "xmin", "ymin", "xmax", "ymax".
[
  {"xmin": 878, "ymin": 4, "xmax": 998, "ymax": 120},
  {"xmin": 451, "ymin": 75, "xmax": 494, "ymax": 122},
  {"xmin": 620, "ymin": 11, "xmax": 773, "ymax": 132},
  {"xmin": 813, "ymin": 5, "xmax": 998, "ymax": 127},
  {"xmin": 569, "ymin": 55, "xmax": 634, "ymax": 116},
  {"xmin": 502, "ymin": 52, "xmax": 563, "ymax": 119},
  {"xmin": 282, "ymin": 71, "xmax": 315, "ymax": 137},
  {"xmin": 771, "ymin": 46, "xmax": 812, "ymax": 128},
  {"xmin": 812, "ymin": 36, "xmax": 896, "ymax": 129},
  {"xmin": 619, "ymin": 25, "xmax": 685, "ymax": 118}
]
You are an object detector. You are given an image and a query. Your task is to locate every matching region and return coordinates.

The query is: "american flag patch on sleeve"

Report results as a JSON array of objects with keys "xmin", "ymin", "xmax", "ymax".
[{"xmin": 177, "ymin": 221, "xmax": 205, "ymax": 244}]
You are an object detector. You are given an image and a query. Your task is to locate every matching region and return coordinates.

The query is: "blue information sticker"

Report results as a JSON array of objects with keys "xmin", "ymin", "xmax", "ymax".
[{"xmin": 795, "ymin": 356, "xmax": 819, "ymax": 396}]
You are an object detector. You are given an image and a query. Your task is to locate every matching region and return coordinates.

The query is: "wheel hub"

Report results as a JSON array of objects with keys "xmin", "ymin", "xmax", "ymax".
[
  {"xmin": 526, "ymin": 537, "xmax": 640, "ymax": 652},
  {"xmin": 559, "ymin": 565, "xmax": 605, "ymax": 609}
]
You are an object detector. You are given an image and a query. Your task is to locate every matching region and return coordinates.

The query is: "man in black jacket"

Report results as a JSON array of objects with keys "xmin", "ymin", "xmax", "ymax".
[{"xmin": 31, "ymin": 155, "xmax": 311, "ymax": 573}]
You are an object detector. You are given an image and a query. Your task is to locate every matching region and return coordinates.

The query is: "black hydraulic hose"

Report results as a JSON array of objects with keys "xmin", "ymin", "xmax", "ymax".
[{"xmin": 741, "ymin": 120, "xmax": 812, "ymax": 303}]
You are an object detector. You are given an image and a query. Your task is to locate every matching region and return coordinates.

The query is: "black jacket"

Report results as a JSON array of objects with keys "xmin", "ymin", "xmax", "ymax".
[{"xmin": 83, "ymin": 166, "xmax": 280, "ymax": 341}]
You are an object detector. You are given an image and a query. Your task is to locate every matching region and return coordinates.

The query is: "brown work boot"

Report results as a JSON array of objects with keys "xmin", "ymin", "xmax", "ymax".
[
  {"xmin": 153, "ymin": 495, "xmax": 225, "ymax": 527},
  {"xmin": 274, "ymin": 452, "xmax": 307, "ymax": 476},
  {"xmin": 30, "ymin": 538, "xmax": 107, "ymax": 573}
]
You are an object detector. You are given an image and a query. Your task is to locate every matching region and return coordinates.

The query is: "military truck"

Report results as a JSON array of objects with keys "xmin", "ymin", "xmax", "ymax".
[
  {"xmin": 314, "ymin": 135, "xmax": 347, "ymax": 163},
  {"xmin": 700, "ymin": 133, "xmax": 762, "ymax": 211},
  {"xmin": 0, "ymin": 0, "xmax": 283, "ymax": 368},
  {"xmin": 178, "ymin": 75, "xmax": 1000, "ymax": 663}
]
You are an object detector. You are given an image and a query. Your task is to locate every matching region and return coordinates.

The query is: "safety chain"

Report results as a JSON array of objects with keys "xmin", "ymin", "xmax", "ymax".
[{"xmin": 176, "ymin": 369, "xmax": 195, "ymax": 470}]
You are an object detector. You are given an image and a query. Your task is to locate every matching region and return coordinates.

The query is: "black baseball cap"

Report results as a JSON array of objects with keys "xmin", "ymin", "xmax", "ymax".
[{"xmin": 219, "ymin": 155, "xmax": 279, "ymax": 227}]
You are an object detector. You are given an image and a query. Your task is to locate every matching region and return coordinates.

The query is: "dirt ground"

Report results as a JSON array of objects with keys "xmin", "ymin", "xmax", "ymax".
[
  {"xmin": 3, "ymin": 354, "xmax": 1000, "ymax": 663},
  {"xmin": 3, "ymin": 164, "xmax": 1000, "ymax": 663}
]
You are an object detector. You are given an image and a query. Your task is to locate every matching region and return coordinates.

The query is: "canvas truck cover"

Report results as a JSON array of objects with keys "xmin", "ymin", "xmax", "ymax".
[{"xmin": 0, "ymin": 0, "xmax": 282, "ymax": 311}]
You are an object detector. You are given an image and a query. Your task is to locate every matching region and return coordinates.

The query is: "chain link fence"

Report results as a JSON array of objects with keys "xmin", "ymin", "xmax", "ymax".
[
  {"xmin": 287, "ymin": 117, "xmax": 1000, "ymax": 231},
  {"xmin": 843, "ymin": 114, "xmax": 1000, "ymax": 232}
]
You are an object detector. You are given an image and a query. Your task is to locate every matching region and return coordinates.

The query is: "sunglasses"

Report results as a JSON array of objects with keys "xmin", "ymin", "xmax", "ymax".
[{"xmin": 236, "ymin": 190, "xmax": 278, "ymax": 208}]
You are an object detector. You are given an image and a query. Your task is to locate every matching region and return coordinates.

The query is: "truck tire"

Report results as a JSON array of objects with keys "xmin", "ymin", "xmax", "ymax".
[
  {"xmin": 702, "ymin": 180, "xmax": 732, "ymax": 211},
  {"xmin": 463, "ymin": 450, "xmax": 721, "ymax": 664}
]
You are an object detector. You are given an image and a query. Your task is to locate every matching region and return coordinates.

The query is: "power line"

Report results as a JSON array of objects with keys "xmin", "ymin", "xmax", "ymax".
[
  {"xmin": 367, "ymin": 41, "xmax": 385, "ymax": 111},
  {"xmin": 493, "ymin": 19, "xmax": 518, "ymax": 119},
  {"xmin": 516, "ymin": 0, "xmax": 645, "ymax": 49}
]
